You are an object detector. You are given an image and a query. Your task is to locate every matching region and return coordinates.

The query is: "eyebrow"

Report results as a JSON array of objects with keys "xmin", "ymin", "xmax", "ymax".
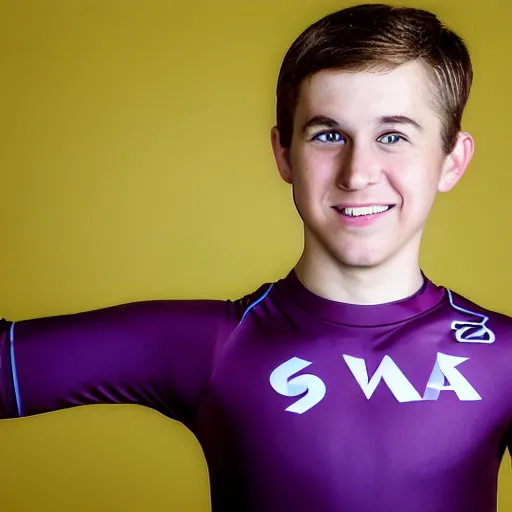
[
  {"xmin": 301, "ymin": 116, "xmax": 340, "ymax": 133},
  {"xmin": 378, "ymin": 115, "xmax": 423, "ymax": 131},
  {"xmin": 301, "ymin": 114, "xmax": 423, "ymax": 133}
]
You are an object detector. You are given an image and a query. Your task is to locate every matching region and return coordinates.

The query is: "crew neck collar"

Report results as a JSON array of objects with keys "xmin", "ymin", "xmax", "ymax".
[{"xmin": 275, "ymin": 270, "xmax": 445, "ymax": 327}]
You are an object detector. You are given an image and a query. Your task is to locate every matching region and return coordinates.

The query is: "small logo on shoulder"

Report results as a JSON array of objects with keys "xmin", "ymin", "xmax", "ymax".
[{"xmin": 447, "ymin": 289, "xmax": 495, "ymax": 344}]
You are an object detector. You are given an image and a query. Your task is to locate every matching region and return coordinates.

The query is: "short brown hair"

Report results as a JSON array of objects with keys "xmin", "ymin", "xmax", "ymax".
[{"xmin": 276, "ymin": 4, "xmax": 473, "ymax": 153}]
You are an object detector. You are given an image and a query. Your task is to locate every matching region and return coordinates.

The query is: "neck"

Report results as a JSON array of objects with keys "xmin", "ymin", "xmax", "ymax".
[{"xmin": 294, "ymin": 245, "xmax": 424, "ymax": 306}]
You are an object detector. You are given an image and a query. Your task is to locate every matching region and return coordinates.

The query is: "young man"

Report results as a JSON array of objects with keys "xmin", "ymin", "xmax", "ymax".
[{"xmin": 1, "ymin": 4, "xmax": 510, "ymax": 511}]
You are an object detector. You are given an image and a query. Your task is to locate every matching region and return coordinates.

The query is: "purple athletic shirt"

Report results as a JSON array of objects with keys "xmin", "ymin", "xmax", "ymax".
[{"xmin": 1, "ymin": 271, "xmax": 511, "ymax": 511}]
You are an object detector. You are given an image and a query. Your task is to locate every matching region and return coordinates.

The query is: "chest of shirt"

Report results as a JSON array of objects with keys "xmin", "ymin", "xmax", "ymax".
[{"xmin": 199, "ymin": 317, "xmax": 511, "ymax": 469}]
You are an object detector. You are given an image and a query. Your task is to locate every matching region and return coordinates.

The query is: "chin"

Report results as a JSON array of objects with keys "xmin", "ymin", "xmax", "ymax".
[
  {"xmin": 306, "ymin": 227, "xmax": 395, "ymax": 269},
  {"xmin": 330, "ymin": 244, "xmax": 389, "ymax": 269}
]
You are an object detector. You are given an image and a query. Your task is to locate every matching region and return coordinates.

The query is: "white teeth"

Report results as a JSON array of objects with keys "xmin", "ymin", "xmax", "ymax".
[{"xmin": 342, "ymin": 205, "xmax": 390, "ymax": 217}]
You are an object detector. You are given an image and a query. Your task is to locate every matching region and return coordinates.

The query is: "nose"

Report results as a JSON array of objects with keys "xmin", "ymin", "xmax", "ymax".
[{"xmin": 337, "ymin": 142, "xmax": 381, "ymax": 191}]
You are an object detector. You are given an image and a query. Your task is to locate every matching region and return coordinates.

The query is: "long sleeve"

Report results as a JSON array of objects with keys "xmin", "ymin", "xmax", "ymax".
[{"xmin": 0, "ymin": 299, "xmax": 239, "ymax": 426}]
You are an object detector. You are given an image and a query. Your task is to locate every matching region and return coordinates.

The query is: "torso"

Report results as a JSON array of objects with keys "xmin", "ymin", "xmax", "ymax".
[{"xmin": 194, "ymin": 272, "xmax": 512, "ymax": 511}]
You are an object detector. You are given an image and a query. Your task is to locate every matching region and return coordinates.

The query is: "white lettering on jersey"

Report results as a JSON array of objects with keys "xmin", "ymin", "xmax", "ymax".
[
  {"xmin": 270, "ymin": 352, "xmax": 481, "ymax": 413},
  {"xmin": 269, "ymin": 357, "xmax": 327, "ymax": 414},
  {"xmin": 423, "ymin": 353, "xmax": 481, "ymax": 401},
  {"xmin": 342, "ymin": 354, "xmax": 423, "ymax": 402}
]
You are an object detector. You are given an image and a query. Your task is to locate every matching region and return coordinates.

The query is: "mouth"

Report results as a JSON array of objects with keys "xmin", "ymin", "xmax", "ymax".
[{"xmin": 332, "ymin": 204, "xmax": 395, "ymax": 217}]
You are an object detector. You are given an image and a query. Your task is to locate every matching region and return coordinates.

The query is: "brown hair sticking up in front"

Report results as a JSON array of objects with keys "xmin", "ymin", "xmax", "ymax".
[{"xmin": 276, "ymin": 4, "xmax": 473, "ymax": 154}]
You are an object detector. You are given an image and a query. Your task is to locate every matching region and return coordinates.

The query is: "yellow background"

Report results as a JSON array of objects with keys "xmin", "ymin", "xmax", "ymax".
[{"xmin": 1, "ymin": 0, "xmax": 511, "ymax": 510}]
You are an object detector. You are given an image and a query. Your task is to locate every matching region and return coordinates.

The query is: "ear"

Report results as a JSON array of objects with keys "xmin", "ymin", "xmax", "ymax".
[
  {"xmin": 438, "ymin": 131, "xmax": 475, "ymax": 193},
  {"xmin": 270, "ymin": 126, "xmax": 293, "ymax": 184}
]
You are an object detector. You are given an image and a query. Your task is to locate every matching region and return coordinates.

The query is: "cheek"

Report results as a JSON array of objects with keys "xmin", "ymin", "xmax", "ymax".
[
  {"xmin": 292, "ymin": 149, "xmax": 337, "ymax": 193},
  {"xmin": 386, "ymin": 156, "xmax": 440, "ymax": 213}
]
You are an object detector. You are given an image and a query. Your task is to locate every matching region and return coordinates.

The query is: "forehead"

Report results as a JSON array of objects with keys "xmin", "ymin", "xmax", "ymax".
[{"xmin": 296, "ymin": 62, "xmax": 437, "ymax": 124}]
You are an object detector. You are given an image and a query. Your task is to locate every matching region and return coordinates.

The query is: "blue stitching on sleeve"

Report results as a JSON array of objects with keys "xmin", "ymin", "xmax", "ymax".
[{"xmin": 10, "ymin": 322, "xmax": 23, "ymax": 416}]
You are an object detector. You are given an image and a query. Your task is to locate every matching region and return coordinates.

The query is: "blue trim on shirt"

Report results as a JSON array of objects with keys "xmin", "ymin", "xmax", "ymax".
[
  {"xmin": 447, "ymin": 289, "xmax": 487, "ymax": 319},
  {"xmin": 9, "ymin": 322, "xmax": 22, "ymax": 417},
  {"xmin": 240, "ymin": 284, "xmax": 273, "ymax": 324}
]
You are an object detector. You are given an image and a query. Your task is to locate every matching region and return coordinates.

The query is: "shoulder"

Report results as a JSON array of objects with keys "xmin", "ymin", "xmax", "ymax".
[
  {"xmin": 11, "ymin": 281, "xmax": 276, "ymax": 343},
  {"xmin": 446, "ymin": 288, "xmax": 512, "ymax": 323},
  {"xmin": 443, "ymin": 286, "xmax": 512, "ymax": 343},
  {"xmin": 234, "ymin": 282, "xmax": 274, "ymax": 322}
]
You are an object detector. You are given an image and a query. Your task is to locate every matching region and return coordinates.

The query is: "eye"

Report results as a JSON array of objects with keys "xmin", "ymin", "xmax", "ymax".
[
  {"xmin": 314, "ymin": 131, "xmax": 345, "ymax": 144},
  {"xmin": 378, "ymin": 133, "xmax": 405, "ymax": 145}
]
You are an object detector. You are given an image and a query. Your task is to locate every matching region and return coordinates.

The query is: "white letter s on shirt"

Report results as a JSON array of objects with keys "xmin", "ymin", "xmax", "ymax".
[{"xmin": 269, "ymin": 357, "xmax": 327, "ymax": 414}]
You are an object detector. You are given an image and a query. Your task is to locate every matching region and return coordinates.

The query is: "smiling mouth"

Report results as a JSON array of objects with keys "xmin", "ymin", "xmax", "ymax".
[{"xmin": 333, "ymin": 205, "xmax": 395, "ymax": 217}]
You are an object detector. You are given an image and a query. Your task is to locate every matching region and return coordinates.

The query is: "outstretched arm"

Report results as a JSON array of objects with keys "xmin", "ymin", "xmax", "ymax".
[{"xmin": 0, "ymin": 299, "xmax": 239, "ymax": 426}]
